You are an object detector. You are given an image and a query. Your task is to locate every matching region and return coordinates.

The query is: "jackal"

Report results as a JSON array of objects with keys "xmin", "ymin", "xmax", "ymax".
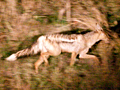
[{"xmin": 6, "ymin": 24, "xmax": 109, "ymax": 73}]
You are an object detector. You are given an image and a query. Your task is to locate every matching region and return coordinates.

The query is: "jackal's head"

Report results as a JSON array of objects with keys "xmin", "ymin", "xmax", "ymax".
[{"xmin": 96, "ymin": 23, "xmax": 109, "ymax": 43}]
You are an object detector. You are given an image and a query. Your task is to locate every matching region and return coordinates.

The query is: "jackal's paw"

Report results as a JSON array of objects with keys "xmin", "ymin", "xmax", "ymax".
[
  {"xmin": 6, "ymin": 54, "xmax": 17, "ymax": 61},
  {"xmin": 35, "ymin": 70, "xmax": 38, "ymax": 74},
  {"xmin": 44, "ymin": 63, "xmax": 49, "ymax": 66}
]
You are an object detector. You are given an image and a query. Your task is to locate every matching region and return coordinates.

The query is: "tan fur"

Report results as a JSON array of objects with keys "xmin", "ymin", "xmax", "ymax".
[{"xmin": 6, "ymin": 24, "xmax": 109, "ymax": 73}]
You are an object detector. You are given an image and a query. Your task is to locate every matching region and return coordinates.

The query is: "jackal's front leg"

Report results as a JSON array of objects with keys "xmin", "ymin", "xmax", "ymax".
[
  {"xmin": 79, "ymin": 54, "xmax": 99, "ymax": 65},
  {"xmin": 70, "ymin": 52, "xmax": 77, "ymax": 66}
]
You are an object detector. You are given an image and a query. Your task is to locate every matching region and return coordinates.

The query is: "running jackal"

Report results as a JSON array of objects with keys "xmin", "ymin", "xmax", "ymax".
[{"xmin": 6, "ymin": 24, "xmax": 109, "ymax": 73}]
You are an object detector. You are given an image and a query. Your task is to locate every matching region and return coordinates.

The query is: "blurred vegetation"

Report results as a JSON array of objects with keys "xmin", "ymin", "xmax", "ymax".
[{"xmin": 0, "ymin": 0, "xmax": 120, "ymax": 89}]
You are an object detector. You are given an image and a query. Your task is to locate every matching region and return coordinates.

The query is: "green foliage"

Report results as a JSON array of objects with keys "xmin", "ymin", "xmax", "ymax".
[
  {"xmin": 35, "ymin": 15, "xmax": 67, "ymax": 25},
  {"xmin": 18, "ymin": 34, "xmax": 42, "ymax": 50}
]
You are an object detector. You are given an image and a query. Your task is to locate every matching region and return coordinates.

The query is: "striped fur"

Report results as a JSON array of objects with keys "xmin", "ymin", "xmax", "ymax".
[
  {"xmin": 6, "ymin": 24, "xmax": 109, "ymax": 73},
  {"xmin": 16, "ymin": 42, "xmax": 40, "ymax": 57}
]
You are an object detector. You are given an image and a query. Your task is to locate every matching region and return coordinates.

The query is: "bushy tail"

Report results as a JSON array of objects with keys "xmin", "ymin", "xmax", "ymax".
[{"xmin": 6, "ymin": 41, "xmax": 40, "ymax": 61}]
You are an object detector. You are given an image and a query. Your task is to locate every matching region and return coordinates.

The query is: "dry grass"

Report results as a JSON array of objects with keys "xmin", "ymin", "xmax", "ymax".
[
  {"xmin": 0, "ymin": 0, "xmax": 120, "ymax": 89},
  {"xmin": 0, "ymin": 51, "xmax": 120, "ymax": 89}
]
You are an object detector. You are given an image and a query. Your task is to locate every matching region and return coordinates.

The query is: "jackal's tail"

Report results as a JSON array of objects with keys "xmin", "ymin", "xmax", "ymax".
[{"xmin": 6, "ymin": 41, "xmax": 40, "ymax": 61}]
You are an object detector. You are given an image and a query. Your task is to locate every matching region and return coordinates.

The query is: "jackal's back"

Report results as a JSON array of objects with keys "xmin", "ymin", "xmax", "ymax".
[
  {"xmin": 45, "ymin": 34, "xmax": 84, "ymax": 42},
  {"xmin": 44, "ymin": 34, "xmax": 86, "ymax": 53}
]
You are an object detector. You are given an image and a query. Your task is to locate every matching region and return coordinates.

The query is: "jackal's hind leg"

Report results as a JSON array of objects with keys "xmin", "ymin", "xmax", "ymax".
[
  {"xmin": 34, "ymin": 56, "xmax": 44, "ymax": 73},
  {"xmin": 41, "ymin": 53, "xmax": 49, "ymax": 66},
  {"xmin": 70, "ymin": 52, "xmax": 77, "ymax": 66},
  {"xmin": 41, "ymin": 54, "xmax": 49, "ymax": 66}
]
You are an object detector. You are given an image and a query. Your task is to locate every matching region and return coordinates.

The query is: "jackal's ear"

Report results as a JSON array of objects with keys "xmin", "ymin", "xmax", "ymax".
[{"xmin": 96, "ymin": 23, "xmax": 103, "ymax": 31}]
